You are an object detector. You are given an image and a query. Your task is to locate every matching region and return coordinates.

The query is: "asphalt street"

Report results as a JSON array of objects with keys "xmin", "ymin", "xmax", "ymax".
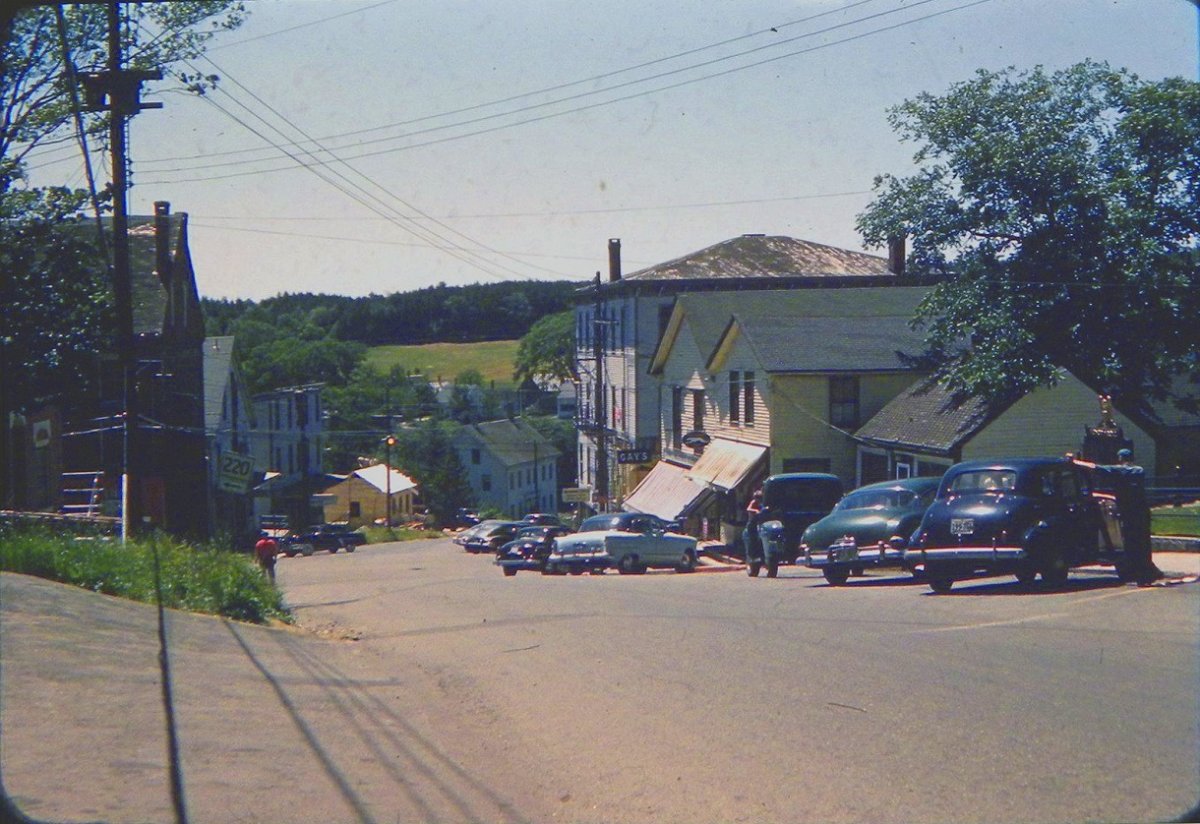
[{"xmin": 1, "ymin": 540, "xmax": 1197, "ymax": 824}]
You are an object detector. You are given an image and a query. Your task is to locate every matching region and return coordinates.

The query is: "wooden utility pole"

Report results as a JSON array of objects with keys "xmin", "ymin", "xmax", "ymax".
[
  {"xmin": 592, "ymin": 272, "xmax": 608, "ymax": 511},
  {"xmin": 79, "ymin": 2, "xmax": 160, "ymax": 539}
]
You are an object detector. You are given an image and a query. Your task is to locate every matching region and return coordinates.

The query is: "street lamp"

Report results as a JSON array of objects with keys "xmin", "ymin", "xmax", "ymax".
[{"xmin": 384, "ymin": 434, "xmax": 397, "ymax": 527}]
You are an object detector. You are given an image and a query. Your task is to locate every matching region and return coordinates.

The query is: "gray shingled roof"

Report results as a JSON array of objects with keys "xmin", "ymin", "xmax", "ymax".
[
  {"xmin": 854, "ymin": 378, "xmax": 996, "ymax": 454},
  {"xmin": 87, "ymin": 213, "xmax": 187, "ymax": 336},
  {"xmin": 733, "ymin": 314, "xmax": 927, "ymax": 373},
  {"xmin": 623, "ymin": 235, "xmax": 890, "ymax": 282},
  {"xmin": 655, "ymin": 287, "xmax": 929, "ymax": 373},
  {"xmin": 459, "ymin": 418, "xmax": 561, "ymax": 466}
]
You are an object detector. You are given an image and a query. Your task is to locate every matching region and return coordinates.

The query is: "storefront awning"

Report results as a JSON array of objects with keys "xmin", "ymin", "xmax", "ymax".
[
  {"xmin": 622, "ymin": 461, "xmax": 711, "ymax": 522},
  {"xmin": 685, "ymin": 438, "xmax": 767, "ymax": 492}
]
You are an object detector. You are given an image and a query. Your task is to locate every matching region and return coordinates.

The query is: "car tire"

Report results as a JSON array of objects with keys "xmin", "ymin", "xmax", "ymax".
[
  {"xmin": 540, "ymin": 564, "xmax": 555, "ymax": 576},
  {"xmin": 590, "ymin": 568, "xmax": 605, "ymax": 575},
  {"xmin": 675, "ymin": 551, "xmax": 696, "ymax": 573},
  {"xmin": 345, "ymin": 543, "xmax": 355, "ymax": 553},
  {"xmin": 823, "ymin": 567, "xmax": 850, "ymax": 586},
  {"xmin": 1014, "ymin": 568, "xmax": 1037, "ymax": 587},
  {"xmin": 1114, "ymin": 561, "xmax": 1137, "ymax": 583},
  {"xmin": 503, "ymin": 567, "xmax": 518, "ymax": 577},
  {"xmin": 928, "ymin": 576, "xmax": 954, "ymax": 594},
  {"xmin": 766, "ymin": 561, "xmax": 779, "ymax": 578},
  {"xmin": 618, "ymin": 555, "xmax": 638, "ymax": 575},
  {"xmin": 1040, "ymin": 556, "xmax": 1069, "ymax": 589},
  {"xmin": 747, "ymin": 560, "xmax": 762, "ymax": 577}
]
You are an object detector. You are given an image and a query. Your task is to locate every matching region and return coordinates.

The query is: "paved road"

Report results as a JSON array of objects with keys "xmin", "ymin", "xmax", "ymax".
[{"xmin": 2, "ymin": 541, "xmax": 1197, "ymax": 823}]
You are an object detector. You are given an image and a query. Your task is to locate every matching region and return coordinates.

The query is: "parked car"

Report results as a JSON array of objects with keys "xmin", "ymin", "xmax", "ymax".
[
  {"xmin": 495, "ymin": 524, "xmax": 575, "ymax": 575},
  {"xmin": 297, "ymin": 523, "xmax": 367, "ymax": 554},
  {"xmin": 801, "ymin": 477, "xmax": 941, "ymax": 584},
  {"xmin": 520, "ymin": 512, "xmax": 563, "ymax": 526},
  {"xmin": 904, "ymin": 456, "xmax": 1135, "ymax": 593},
  {"xmin": 547, "ymin": 512, "xmax": 697, "ymax": 575},
  {"xmin": 463, "ymin": 521, "xmax": 524, "ymax": 554},
  {"xmin": 453, "ymin": 519, "xmax": 504, "ymax": 547},
  {"xmin": 454, "ymin": 508, "xmax": 481, "ymax": 528},
  {"xmin": 749, "ymin": 473, "xmax": 844, "ymax": 577}
]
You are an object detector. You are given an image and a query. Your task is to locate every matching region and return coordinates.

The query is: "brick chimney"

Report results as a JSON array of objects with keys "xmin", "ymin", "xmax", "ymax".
[
  {"xmin": 887, "ymin": 235, "xmax": 906, "ymax": 278},
  {"xmin": 154, "ymin": 201, "xmax": 172, "ymax": 286},
  {"xmin": 608, "ymin": 238, "xmax": 622, "ymax": 282}
]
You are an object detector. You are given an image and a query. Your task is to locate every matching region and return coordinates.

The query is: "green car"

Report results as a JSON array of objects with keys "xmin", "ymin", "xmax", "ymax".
[{"xmin": 801, "ymin": 477, "xmax": 940, "ymax": 585}]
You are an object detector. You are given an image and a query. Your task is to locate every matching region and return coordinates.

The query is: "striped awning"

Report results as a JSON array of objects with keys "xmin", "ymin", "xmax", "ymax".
[
  {"xmin": 622, "ymin": 461, "xmax": 711, "ymax": 522},
  {"xmin": 686, "ymin": 438, "xmax": 768, "ymax": 492}
]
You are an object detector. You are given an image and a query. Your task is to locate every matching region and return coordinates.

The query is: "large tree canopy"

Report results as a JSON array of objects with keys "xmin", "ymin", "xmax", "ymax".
[
  {"xmin": 857, "ymin": 61, "xmax": 1199, "ymax": 413},
  {"xmin": 513, "ymin": 310, "xmax": 575, "ymax": 385}
]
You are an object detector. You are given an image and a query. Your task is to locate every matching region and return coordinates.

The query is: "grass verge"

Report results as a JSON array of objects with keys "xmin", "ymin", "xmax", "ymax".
[
  {"xmin": 1152, "ymin": 504, "xmax": 1200, "ymax": 537},
  {"xmin": 360, "ymin": 525, "xmax": 445, "ymax": 543},
  {"xmin": 0, "ymin": 525, "xmax": 289, "ymax": 624}
]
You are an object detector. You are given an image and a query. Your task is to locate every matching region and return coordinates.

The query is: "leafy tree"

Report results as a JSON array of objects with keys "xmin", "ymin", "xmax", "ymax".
[
  {"xmin": 513, "ymin": 310, "xmax": 575, "ymax": 385},
  {"xmin": 857, "ymin": 61, "xmax": 1200, "ymax": 412},
  {"xmin": 388, "ymin": 419, "xmax": 473, "ymax": 525},
  {"xmin": 0, "ymin": 186, "xmax": 112, "ymax": 411},
  {"xmin": 1, "ymin": 2, "xmax": 246, "ymax": 174}
]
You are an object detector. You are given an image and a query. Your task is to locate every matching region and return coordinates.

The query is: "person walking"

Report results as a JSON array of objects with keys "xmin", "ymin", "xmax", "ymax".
[
  {"xmin": 254, "ymin": 532, "xmax": 279, "ymax": 584},
  {"xmin": 743, "ymin": 488, "xmax": 764, "ymax": 563}
]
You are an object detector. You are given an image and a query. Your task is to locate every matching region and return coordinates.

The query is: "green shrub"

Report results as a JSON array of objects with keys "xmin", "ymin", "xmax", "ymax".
[
  {"xmin": 360, "ymin": 524, "xmax": 444, "ymax": 543},
  {"xmin": 0, "ymin": 525, "xmax": 289, "ymax": 624}
]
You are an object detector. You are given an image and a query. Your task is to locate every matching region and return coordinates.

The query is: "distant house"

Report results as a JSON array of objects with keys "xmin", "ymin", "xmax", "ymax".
[
  {"xmin": 630, "ymin": 286, "xmax": 928, "ymax": 539},
  {"xmin": 203, "ymin": 336, "xmax": 254, "ymax": 541},
  {"xmin": 575, "ymin": 233, "xmax": 912, "ymax": 509},
  {"xmin": 249, "ymin": 383, "xmax": 329, "ymax": 529},
  {"xmin": 320, "ymin": 464, "xmax": 418, "ymax": 528},
  {"xmin": 854, "ymin": 371, "xmax": 1160, "ymax": 482},
  {"xmin": 454, "ymin": 418, "xmax": 560, "ymax": 517},
  {"xmin": 556, "ymin": 382, "xmax": 577, "ymax": 421}
]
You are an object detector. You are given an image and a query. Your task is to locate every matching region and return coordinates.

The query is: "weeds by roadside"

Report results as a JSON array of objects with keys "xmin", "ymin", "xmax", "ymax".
[
  {"xmin": 360, "ymin": 524, "xmax": 444, "ymax": 543},
  {"xmin": 0, "ymin": 525, "xmax": 290, "ymax": 624}
]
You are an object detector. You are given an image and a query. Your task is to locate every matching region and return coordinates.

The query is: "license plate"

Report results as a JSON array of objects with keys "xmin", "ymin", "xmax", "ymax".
[
  {"xmin": 950, "ymin": 518, "xmax": 974, "ymax": 536},
  {"xmin": 831, "ymin": 539, "xmax": 857, "ymax": 562}
]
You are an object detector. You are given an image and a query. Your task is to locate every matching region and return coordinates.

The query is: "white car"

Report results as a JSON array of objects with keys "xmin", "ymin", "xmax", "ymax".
[{"xmin": 547, "ymin": 513, "xmax": 698, "ymax": 575}]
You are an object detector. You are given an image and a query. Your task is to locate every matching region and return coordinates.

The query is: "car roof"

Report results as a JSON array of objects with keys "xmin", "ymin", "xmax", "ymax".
[
  {"xmin": 847, "ymin": 477, "xmax": 941, "ymax": 494},
  {"xmin": 765, "ymin": 472, "xmax": 842, "ymax": 482},
  {"xmin": 948, "ymin": 457, "xmax": 1071, "ymax": 473}
]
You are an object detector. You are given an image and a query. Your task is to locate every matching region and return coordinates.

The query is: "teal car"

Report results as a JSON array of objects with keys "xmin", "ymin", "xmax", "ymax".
[{"xmin": 801, "ymin": 477, "xmax": 940, "ymax": 585}]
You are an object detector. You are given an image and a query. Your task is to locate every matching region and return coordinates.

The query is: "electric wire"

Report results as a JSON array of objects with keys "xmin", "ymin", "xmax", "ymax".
[
  {"xmin": 137, "ymin": 0, "xmax": 992, "ymax": 183},
  {"xmin": 145, "ymin": 0, "xmax": 894, "ymax": 166}
]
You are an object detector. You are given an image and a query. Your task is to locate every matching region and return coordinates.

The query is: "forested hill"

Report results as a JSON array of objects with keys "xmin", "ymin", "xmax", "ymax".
[{"xmin": 202, "ymin": 280, "xmax": 583, "ymax": 345}]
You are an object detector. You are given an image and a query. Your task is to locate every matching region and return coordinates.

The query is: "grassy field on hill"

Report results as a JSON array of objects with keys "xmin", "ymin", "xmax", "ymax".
[{"xmin": 366, "ymin": 340, "xmax": 520, "ymax": 386}]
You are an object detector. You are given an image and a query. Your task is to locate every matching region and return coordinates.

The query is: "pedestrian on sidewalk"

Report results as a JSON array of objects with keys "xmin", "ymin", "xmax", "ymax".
[{"xmin": 254, "ymin": 532, "xmax": 278, "ymax": 584}]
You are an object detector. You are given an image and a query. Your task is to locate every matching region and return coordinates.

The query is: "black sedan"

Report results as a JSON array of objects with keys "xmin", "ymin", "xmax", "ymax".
[
  {"xmin": 904, "ymin": 456, "xmax": 1133, "ymax": 593},
  {"xmin": 496, "ymin": 524, "xmax": 575, "ymax": 575}
]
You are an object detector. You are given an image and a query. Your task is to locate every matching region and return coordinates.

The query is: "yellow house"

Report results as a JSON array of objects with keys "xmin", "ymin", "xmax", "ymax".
[
  {"xmin": 629, "ymin": 287, "xmax": 930, "ymax": 538},
  {"xmin": 321, "ymin": 464, "xmax": 418, "ymax": 528}
]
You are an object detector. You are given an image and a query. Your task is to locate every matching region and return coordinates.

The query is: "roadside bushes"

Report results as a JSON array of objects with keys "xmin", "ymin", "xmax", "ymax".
[{"xmin": 0, "ymin": 525, "xmax": 289, "ymax": 624}]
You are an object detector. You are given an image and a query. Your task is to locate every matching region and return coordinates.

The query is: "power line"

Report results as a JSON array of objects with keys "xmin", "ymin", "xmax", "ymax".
[
  {"xmin": 138, "ymin": 0, "xmax": 992, "ymax": 183},
  {"xmin": 143, "ymin": 0, "xmax": 894, "ymax": 166}
]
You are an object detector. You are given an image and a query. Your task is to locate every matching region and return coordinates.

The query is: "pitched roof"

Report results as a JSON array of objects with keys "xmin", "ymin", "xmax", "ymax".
[
  {"xmin": 202, "ymin": 336, "xmax": 236, "ymax": 432},
  {"xmin": 623, "ymin": 235, "xmax": 891, "ymax": 283},
  {"xmin": 854, "ymin": 377, "xmax": 996, "ymax": 455},
  {"xmin": 652, "ymin": 287, "xmax": 929, "ymax": 374},
  {"xmin": 457, "ymin": 418, "xmax": 561, "ymax": 466},
  {"xmin": 123, "ymin": 213, "xmax": 188, "ymax": 336},
  {"xmin": 352, "ymin": 464, "xmax": 418, "ymax": 494},
  {"xmin": 730, "ymin": 314, "xmax": 927, "ymax": 373}
]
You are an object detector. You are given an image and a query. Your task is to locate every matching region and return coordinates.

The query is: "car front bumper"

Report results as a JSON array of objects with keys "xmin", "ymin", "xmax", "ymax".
[{"xmin": 806, "ymin": 541, "xmax": 904, "ymax": 569}]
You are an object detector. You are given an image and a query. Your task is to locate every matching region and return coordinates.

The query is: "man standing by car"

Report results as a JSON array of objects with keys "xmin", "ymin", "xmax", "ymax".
[
  {"xmin": 1075, "ymin": 449, "xmax": 1163, "ymax": 585},
  {"xmin": 254, "ymin": 532, "xmax": 278, "ymax": 584}
]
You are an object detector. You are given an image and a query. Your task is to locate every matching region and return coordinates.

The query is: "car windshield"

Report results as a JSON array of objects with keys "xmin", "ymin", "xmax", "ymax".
[
  {"xmin": 578, "ymin": 515, "xmax": 631, "ymax": 533},
  {"xmin": 763, "ymin": 480, "xmax": 843, "ymax": 511},
  {"xmin": 837, "ymin": 489, "xmax": 915, "ymax": 511},
  {"xmin": 947, "ymin": 470, "xmax": 1017, "ymax": 494}
]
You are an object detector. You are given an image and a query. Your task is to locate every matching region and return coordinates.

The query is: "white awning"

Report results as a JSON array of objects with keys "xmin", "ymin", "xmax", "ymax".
[
  {"xmin": 685, "ymin": 438, "xmax": 767, "ymax": 492},
  {"xmin": 622, "ymin": 461, "xmax": 711, "ymax": 522}
]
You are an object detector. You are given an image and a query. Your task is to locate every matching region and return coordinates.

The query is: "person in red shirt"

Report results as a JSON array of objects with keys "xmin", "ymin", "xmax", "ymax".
[{"xmin": 254, "ymin": 533, "xmax": 278, "ymax": 584}]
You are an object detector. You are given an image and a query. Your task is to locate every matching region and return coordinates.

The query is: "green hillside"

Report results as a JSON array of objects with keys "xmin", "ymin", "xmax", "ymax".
[{"xmin": 366, "ymin": 340, "xmax": 521, "ymax": 386}]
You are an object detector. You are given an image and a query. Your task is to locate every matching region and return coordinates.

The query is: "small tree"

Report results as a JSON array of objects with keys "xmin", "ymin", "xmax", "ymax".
[
  {"xmin": 513, "ymin": 311, "xmax": 575, "ymax": 385},
  {"xmin": 857, "ymin": 61, "xmax": 1199, "ymax": 413}
]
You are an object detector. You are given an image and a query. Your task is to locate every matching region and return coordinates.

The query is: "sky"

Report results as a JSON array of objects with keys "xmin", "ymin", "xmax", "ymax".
[{"xmin": 21, "ymin": 0, "xmax": 1200, "ymax": 301}]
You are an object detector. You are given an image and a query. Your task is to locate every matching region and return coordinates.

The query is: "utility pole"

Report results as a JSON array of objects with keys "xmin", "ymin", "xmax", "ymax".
[
  {"xmin": 80, "ymin": 2, "xmax": 160, "ymax": 541},
  {"xmin": 592, "ymin": 271, "xmax": 608, "ymax": 511}
]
